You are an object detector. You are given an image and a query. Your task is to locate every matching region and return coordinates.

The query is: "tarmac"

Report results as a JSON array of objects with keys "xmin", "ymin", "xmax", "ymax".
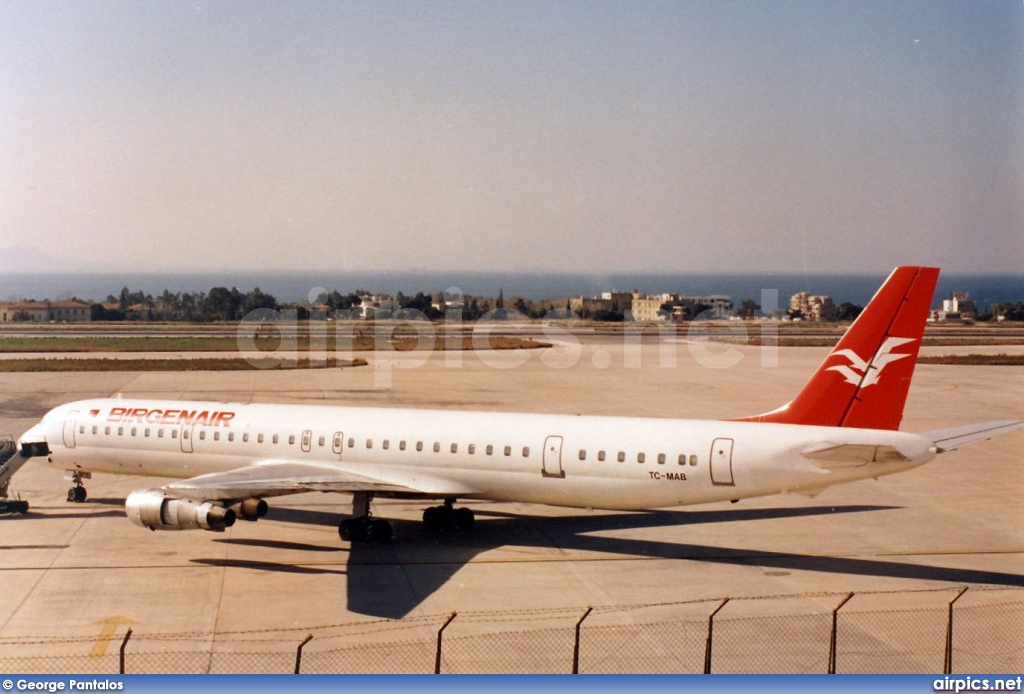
[{"xmin": 0, "ymin": 333, "xmax": 1021, "ymax": 671}]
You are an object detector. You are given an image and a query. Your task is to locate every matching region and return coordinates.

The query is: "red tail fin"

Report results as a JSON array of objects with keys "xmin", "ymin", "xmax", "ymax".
[{"xmin": 740, "ymin": 266, "xmax": 939, "ymax": 430}]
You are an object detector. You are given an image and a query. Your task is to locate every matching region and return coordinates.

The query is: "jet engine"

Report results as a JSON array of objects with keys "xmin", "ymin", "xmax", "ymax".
[
  {"xmin": 126, "ymin": 489, "xmax": 235, "ymax": 532},
  {"xmin": 230, "ymin": 497, "xmax": 268, "ymax": 522}
]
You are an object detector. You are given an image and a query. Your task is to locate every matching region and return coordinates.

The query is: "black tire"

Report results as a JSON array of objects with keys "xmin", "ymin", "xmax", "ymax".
[
  {"xmin": 369, "ymin": 519, "xmax": 393, "ymax": 543},
  {"xmin": 338, "ymin": 518, "xmax": 354, "ymax": 542},
  {"xmin": 453, "ymin": 507, "xmax": 475, "ymax": 531},
  {"xmin": 66, "ymin": 488, "xmax": 77, "ymax": 503},
  {"xmin": 74, "ymin": 486, "xmax": 87, "ymax": 503}
]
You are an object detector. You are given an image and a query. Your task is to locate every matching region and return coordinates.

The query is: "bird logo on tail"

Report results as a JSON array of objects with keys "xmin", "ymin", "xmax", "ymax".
[{"xmin": 826, "ymin": 336, "xmax": 916, "ymax": 388}]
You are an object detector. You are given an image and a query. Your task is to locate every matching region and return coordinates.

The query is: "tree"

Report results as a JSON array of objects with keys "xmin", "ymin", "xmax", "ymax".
[
  {"xmin": 836, "ymin": 302, "xmax": 863, "ymax": 321},
  {"xmin": 243, "ymin": 287, "xmax": 279, "ymax": 314},
  {"xmin": 203, "ymin": 287, "xmax": 241, "ymax": 321},
  {"xmin": 738, "ymin": 299, "xmax": 760, "ymax": 319},
  {"xmin": 592, "ymin": 309, "xmax": 624, "ymax": 322}
]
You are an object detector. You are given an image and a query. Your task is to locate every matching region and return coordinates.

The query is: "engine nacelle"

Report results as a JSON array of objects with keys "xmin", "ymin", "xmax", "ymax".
[
  {"xmin": 126, "ymin": 489, "xmax": 235, "ymax": 532},
  {"xmin": 230, "ymin": 498, "xmax": 268, "ymax": 522}
]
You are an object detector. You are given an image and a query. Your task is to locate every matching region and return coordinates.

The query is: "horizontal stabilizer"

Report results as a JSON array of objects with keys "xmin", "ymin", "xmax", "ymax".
[
  {"xmin": 166, "ymin": 460, "xmax": 477, "ymax": 501},
  {"xmin": 802, "ymin": 442, "xmax": 911, "ymax": 469},
  {"xmin": 923, "ymin": 420, "xmax": 1023, "ymax": 453}
]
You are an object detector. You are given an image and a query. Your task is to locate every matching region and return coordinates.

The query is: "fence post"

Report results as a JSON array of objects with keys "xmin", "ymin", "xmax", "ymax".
[
  {"xmin": 118, "ymin": 629, "xmax": 132, "ymax": 675},
  {"xmin": 434, "ymin": 612, "xmax": 457, "ymax": 674},
  {"xmin": 944, "ymin": 586, "xmax": 969, "ymax": 674},
  {"xmin": 572, "ymin": 606, "xmax": 593, "ymax": 674},
  {"xmin": 703, "ymin": 598, "xmax": 729, "ymax": 674},
  {"xmin": 828, "ymin": 593, "xmax": 854, "ymax": 674},
  {"xmin": 294, "ymin": 634, "xmax": 313, "ymax": 674}
]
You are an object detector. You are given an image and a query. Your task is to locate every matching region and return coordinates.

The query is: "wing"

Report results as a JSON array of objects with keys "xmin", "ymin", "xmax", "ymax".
[
  {"xmin": 164, "ymin": 460, "xmax": 478, "ymax": 501},
  {"xmin": 923, "ymin": 420, "xmax": 1023, "ymax": 453}
]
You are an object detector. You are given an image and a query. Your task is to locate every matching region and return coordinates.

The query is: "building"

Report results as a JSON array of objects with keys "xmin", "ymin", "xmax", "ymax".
[
  {"xmin": 356, "ymin": 295, "xmax": 395, "ymax": 319},
  {"xmin": 0, "ymin": 300, "xmax": 92, "ymax": 323},
  {"xmin": 629, "ymin": 292, "xmax": 733, "ymax": 322},
  {"xmin": 788, "ymin": 292, "xmax": 836, "ymax": 321},
  {"xmin": 931, "ymin": 292, "xmax": 976, "ymax": 322},
  {"xmin": 569, "ymin": 291, "xmax": 631, "ymax": 317}
]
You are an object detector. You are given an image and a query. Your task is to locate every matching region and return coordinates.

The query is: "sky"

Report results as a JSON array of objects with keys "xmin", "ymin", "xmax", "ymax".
[{"xmin": 2, "ymin": 1, "xmax": 1022, "ymax": 275}]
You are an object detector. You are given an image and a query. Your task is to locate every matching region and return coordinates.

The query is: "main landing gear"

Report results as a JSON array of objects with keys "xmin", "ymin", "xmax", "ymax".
[
  {"xmin": 338, "ymin": 491, "xmax": 393, "ymax": 544},
  {"xmin": 422, "ymin": 499, "xmax": 475, "ymax": 532},
  {"xmin": 338, "ymin": 494, "xmax": 477, "ymax": 543},
  {"xmin": 65, "ymin": 471, "xmax": 90, "ymax": 503}
]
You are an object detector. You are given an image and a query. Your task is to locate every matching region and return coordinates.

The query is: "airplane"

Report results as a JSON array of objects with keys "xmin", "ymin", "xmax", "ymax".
[{"xmin": 5, "ymin": 266, "xmax": 1021, "ymax": 543}]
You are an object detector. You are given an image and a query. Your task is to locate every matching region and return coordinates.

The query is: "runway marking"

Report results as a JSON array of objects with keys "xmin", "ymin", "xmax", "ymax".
[{"xmin": 90, "ymin": 615, "xmax": 137, "ymax": 658}]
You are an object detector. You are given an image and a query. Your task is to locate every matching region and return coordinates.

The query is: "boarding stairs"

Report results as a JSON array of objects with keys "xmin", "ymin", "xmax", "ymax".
[{"xmin": 0, "ymin": 435, "xmax": 29, "ymax": 514}]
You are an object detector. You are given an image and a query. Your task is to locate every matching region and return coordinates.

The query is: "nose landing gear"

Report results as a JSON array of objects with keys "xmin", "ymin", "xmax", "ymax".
[{"xmin": 65, "ymin": 470, "xmax": 90, "ymax": 503}]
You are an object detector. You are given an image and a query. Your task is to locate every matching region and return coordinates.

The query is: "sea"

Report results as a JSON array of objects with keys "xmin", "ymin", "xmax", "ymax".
[{"xmin": 1, "ymin": 271, "xmax": 1022, "ymax": 308}]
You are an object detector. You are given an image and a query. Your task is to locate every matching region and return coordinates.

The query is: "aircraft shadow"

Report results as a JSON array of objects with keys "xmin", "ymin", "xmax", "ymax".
[{"xmin": 195, "ymin": 503, "xmax": 1024, "ymax": 620}]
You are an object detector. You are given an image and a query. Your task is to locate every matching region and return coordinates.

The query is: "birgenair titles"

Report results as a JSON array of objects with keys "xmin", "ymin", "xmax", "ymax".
[{"xmin": 6, "ymin": 267, "xmax": 1022, "ymax": 542}]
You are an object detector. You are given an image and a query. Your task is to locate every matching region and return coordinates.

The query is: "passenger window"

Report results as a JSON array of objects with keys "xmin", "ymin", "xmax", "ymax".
[
  {"xmin": 617, "ymin": 451, "xmax": 625, "ymax": 463},
  {"xmin": 400, "ymin": 441, "xmax": 407, "ymax": 451},
  {"xmin": 171, "ymin": 429, "xmax": 178, "ymax": 439},
  {"xmin": 579, "ymin": 450, "xmax": 586, "ymax": 461},
  {"xmin": 504, "ymin": 446, "xmax": 511, "ymax": 456},
  {"xmin": 105, "ymin": 427, "xmax": 110, "ymax": 435},
  {"xmin": 383, "ymin": 440, "xmax": 390, "ymax": 450},
  {"xmin": 348, "ymin": 438, "xmax": 355, "ymax": 448},
  {"xmin": 79, "ymin": 425, "xmax": 85, "ymax": 434},
  {"xmin": 214, "ymin": 432, "xmax": 220, "ymax": 442},
  {"xmin": 118, "ymin": 427, "xmax": 124, "ymax": 436},
  {"xmin": 522, "ymin": 446, "xmax": 530, "ymax": 457},
  {"xmin": 181, "ymin": 429, "xmax": 187, "ymax": 440},
  {"xmin": 289, "ymin": 435, "xmax": 296, "ymax": 445},
  {"xmin": 144, "ymin": 428, "xmax": 150, "ymax": 438},
  {"xmin": 243, "ymin": 433, "xmax": 249, "ymax": 443},
  {"xmin": 258, "ymin": 434, "xmax": 264, "ymax": 444},
  {"xmin": 451, "ymin": 443, "xmax": 458, "ymax": 454},
  {"xmin": 433, "ymin": 442, "xmax": 440, "ymax": 453},
  {"xmin": 637, "ymin": 452, "xmax": 645, "ymax": 463},
  {"xmin": 273, "ymin": 434, "xmax": 279, "ymax": 444},
  {"xmin": 92, "ymin": 426, "xmax": 98, "ymax": 435},
  {"xmin": 199, "ymin": 431, "xmax": 206, "ymax": 441},
  {"xmin": 416, "ymin": 441, "xmax": 424, "ymax": 452},
  {"xmin": 486, "ymin": 445, "xmax": 493, "ymax": 455},
  {"xmin": 131, "ymin": 428, "xmax": 137, "ymax": 437},
  {"xmin": 318, "ymin": 436, "xmax": 325, "ymax": 447},
  {"xmin": 690, "ymin": 455, "xmax": 698, "ymax": 466},
  {"xmin": 468, "ymin": 444, "xmax": 476, "ymax": 454},
  {"xmin": 598, "ymin": 450, "xmax": 605, "ymax": 462},
  {"xmin": 157, "ymin": 429, "xmax": 164, "ymax": 438},
  {"xmin": 366, "ymin": 439, "xmax": 373, "ymax": 449},
  {"xmin": 678, "ymin": 454, "xmax": 686, "ymax": 465},
  {"xmin": 657, "ymin": 453, "xmax": 666, "ymax": 465},
  {"xmin": 228, "ymin": 433, "xmax": 235, "ymax": 442}
]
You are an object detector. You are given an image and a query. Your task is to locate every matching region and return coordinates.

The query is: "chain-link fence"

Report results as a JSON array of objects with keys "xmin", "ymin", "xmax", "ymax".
[{"xmin": 1, "ymin": 587, "xmax": 1020, "ymax": 674}]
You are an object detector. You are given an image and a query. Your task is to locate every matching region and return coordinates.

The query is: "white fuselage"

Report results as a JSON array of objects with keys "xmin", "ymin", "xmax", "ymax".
[{"xmin": 23, "ymin": 398, "xmax": 938, "ymax": 511}]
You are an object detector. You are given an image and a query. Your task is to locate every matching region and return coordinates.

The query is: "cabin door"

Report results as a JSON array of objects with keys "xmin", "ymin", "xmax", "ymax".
[
  {"xmin": 62, "ymin": 411, "xmax": 78, "ymax": 449},
  {"xmin": 542, "ymin": 435, "xmax": 565, "ymax": 478},
  {"xmin": 710, "ymin": 438, "xmax": 735, "ymax": 486}
]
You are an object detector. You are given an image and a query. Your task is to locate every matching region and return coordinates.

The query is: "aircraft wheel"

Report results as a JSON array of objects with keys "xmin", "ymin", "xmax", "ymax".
[
  {"xmin": 453, "ymin": 507, "xmax": 475, "ymax": 531},
  {"xmin": 338, "ymin": 518, "xmax": 356, "ymax": 542},
  {"xmin": 67, "ymin": 487, "xmax": 87, "ymax": 503},
  {"xmin": 368, "ymin": 519, "xmax": 393, "ymax": 543}
]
